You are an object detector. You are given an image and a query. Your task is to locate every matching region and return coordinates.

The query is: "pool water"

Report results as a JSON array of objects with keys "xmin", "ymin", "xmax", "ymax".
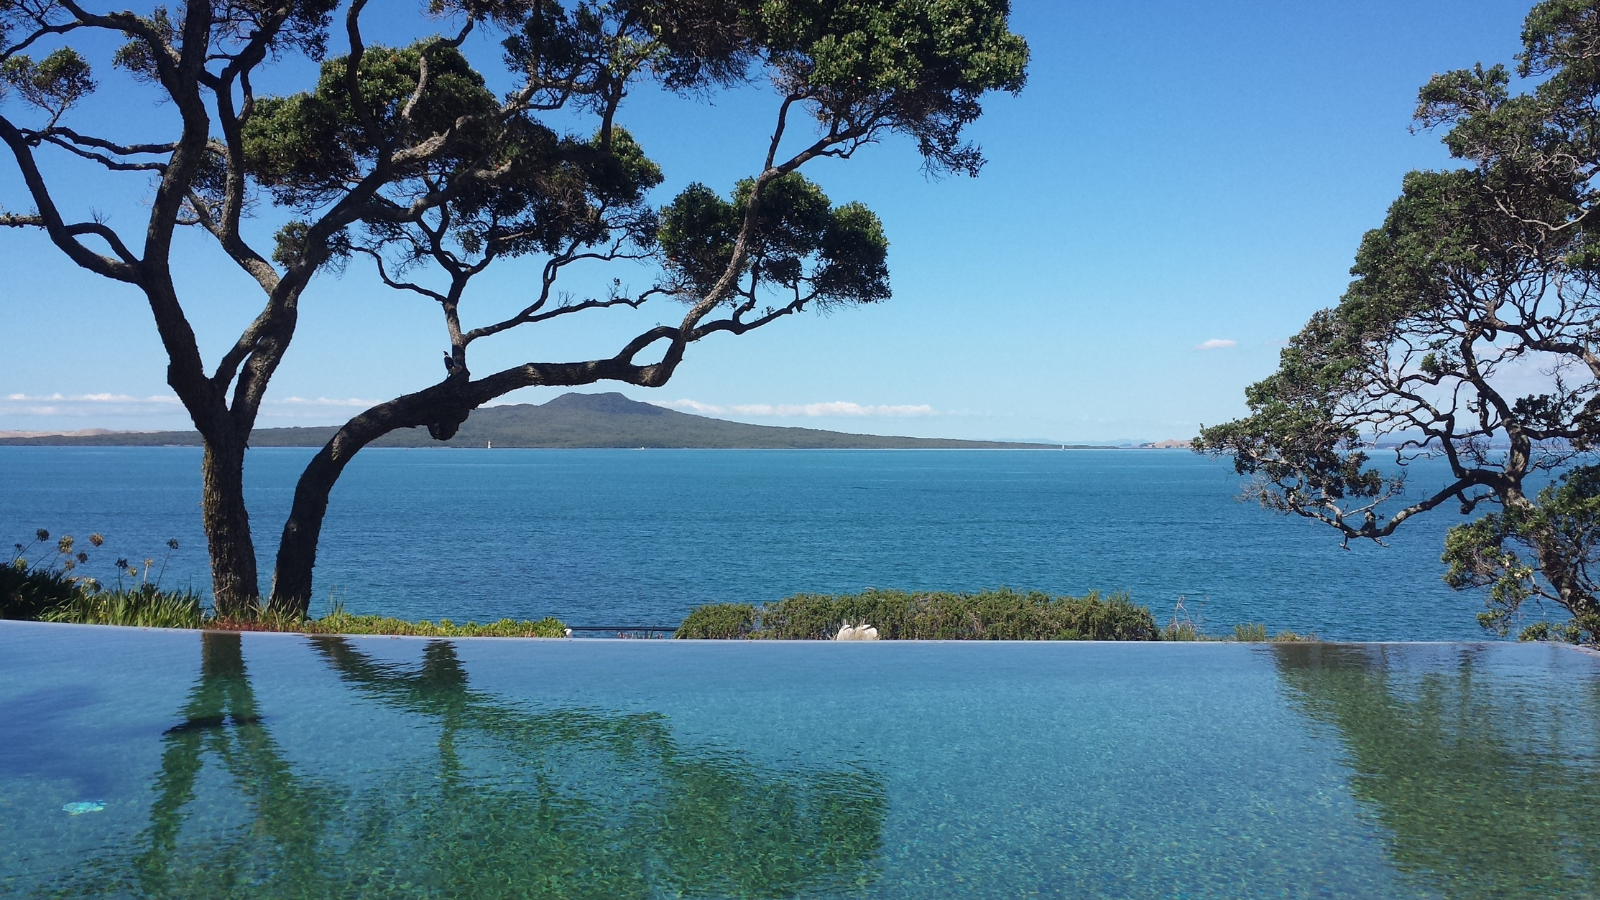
[{"xmin": 2, "ymin": 623, "xmax": 1598, "ymax": 899}]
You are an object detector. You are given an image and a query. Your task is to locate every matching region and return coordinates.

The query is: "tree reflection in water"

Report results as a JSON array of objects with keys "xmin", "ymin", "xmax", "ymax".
[
  {"xmin": 1273, "ymin": 643, "xmax": 1600, "ymax": 899},
  {"xmin": 51, "ymin": 633, "xmax": 885, "ymax": 899}
]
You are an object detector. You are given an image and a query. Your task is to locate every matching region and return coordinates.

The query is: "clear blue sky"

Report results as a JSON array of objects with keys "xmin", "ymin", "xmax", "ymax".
[{"xmin": 0, "ymin": 1, "xmax": 1533, "ymax": 441}]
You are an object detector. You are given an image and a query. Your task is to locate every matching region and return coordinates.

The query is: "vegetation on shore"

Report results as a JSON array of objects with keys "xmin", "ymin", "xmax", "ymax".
[
  {"xmin": 209, "ymin": 610, "xmax": 567, "ymax": 638},
  {"xmin": 678, "ymin": 589, "xmax": 1324, "ymax": 642},
  {"xmin": 1155, "ymin": 598, "xmax": 1319, "ymax": 642},
  {"xmin": 1160, "ymin": 620, "xmax": 1319, "ymax": 643},
  {"xmin": 677, "ymin": 589, "xmax": 1162, "ymax": 641},
  {"xmin": 4, "ymin": 530, "xmax": 565, "ymax": 637}
]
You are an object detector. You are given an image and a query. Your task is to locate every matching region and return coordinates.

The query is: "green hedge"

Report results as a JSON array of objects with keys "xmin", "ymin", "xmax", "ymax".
[{"xmin": 676, "ymin": 588, "xmax": 1159, "ymax": 641}]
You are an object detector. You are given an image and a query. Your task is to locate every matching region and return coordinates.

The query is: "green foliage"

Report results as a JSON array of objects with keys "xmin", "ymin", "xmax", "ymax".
[
  {"xmin": 243, "ymin": 42, "xmax": 499, "ymax": 207},
  {"xmin": 0, "ymin": 47, "xmax": 95, "ymax": 117},
  {"xmin": 1196, "ymin": 0, "xmax": 1600, "ymax": 642},
  {"xmin": 676, "ymin": 602, "xmax": 758, "ymax": 639},
  {"xmin": 1444, "ymin": 465, "xmax": 1600, "ymax": 643},
  {"xmin": 656, "ymin": 183, "xmax": 737, "ymax": 290},
  {"xmin": 749, "ymin": 0, "xmax": 1029, "ymax": 174},
  {"xmin": 41, "ymin": 586, "xmax": 206, "ymax": 629},
  {"xmin": 1161, "ymin": 621, "xmax": 1208, "ymax": 641},
  {"xmin": 1234, "ymin": 622, "xmax": 1269, "ymax": 642},
  {"xmin": 34, "ymin": 593, "xmax": 567, "ymax": 637},
  {"xmin": 4, "ymin": 527, "xmax": 200, "ymax": 626},
  {"xmin": 3, "ymin": 527, "xmax": 119, "ymax": 619},
  {"xmin": 239, "ymin": 608, "xmax": 569, "ymax": 638},
  {"xmin": 0, "ymin": 557, "xmax": 78, "ymax": 620},
  {"xmin": 659, "ymin": 172, "xmax": 890, "ymax": 303},
  {"xmin": 5, "ymin": 527, "xmax": 568, "ymax": 637},
  {"xmin": 676, "ymin": 588, "xmax": 1159, "ymax": 641}
]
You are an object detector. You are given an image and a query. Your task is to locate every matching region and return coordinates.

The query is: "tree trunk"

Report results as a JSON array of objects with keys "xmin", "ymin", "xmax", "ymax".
[
  {"xmin": 202, "ymin": 442, "xmax": 260, "ymax": 617},
  {"xmin": 269, "ymin": 365, "xmax": 640, "ymax": 614},
  {"xmin": 268, "ymin": 442, "xmax": 349, "ymax": 615},
  {"xmin": 269, "ymin": 386, "xmax": 474, "ymax": 614}
]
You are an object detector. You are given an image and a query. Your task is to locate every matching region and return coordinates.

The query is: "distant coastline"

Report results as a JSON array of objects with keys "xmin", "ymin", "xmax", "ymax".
[{"xmin": 0, "ymin": 392, "xmax": 1146, "ymax": 451}]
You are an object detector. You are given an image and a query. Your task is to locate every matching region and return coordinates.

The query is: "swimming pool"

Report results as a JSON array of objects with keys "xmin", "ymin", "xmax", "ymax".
[{"xmin": 3, "ymin": 623, "xmax": 1597, "ymax": 898}]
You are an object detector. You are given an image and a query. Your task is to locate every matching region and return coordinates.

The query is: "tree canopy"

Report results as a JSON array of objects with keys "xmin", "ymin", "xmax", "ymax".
[{"xmin": 1196, "ymin": 0, "xmax": 1600, "ymax": 642}]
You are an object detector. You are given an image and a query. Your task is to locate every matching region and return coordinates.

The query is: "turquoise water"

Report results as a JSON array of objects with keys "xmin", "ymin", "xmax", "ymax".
[
  {"xmin": 0, "ymin": 447, "xmax": 1489, "ymax": 639},
  {"xmin": 2, "ymin": 623, "xmax": 1598, "ymax": 898}
]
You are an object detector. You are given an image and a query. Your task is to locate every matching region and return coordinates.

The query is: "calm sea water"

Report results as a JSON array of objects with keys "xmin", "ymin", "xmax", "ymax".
[
  {"xmin": 3, "ymin": 624, "xmax": 1597, "ymax": 899},
  {"xmin": 0, "ymin": 446, "xmax": 1510, "ymax": 640}
]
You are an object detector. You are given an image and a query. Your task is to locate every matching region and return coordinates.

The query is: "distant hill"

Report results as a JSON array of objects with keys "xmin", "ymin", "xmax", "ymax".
[{"xmin": 0, "ymin": 392, "xmax": 1071, "ymax": 450}]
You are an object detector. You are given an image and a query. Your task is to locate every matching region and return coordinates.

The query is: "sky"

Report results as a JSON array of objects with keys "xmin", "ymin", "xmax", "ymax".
[{"xmin": 0, "ymin": 1, "xmax": 1537, "ymax": 442}]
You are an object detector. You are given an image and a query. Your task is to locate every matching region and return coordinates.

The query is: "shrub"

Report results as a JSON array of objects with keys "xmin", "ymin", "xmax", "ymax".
[
  {"xmin": 1162, "ymin": 621, "xmax": 1210, "ymax": 641},
  {"xmin": 0, "ymin": 558, "xmax": 80, "ymax": 620},
  {"xmin": 1234, "ymin": 623, "xmax": 1269, "ymax": 642},
  {"xmin": 677, "ymin": 603, "xmax": 758, "ymax": 639},
  {"xmin": 293, "ymin": 610, "xmax": 566, "ymax": 638},
  {"xmin": 676, "ymin": 589, "xmax": 1159, "ymax": 641}
]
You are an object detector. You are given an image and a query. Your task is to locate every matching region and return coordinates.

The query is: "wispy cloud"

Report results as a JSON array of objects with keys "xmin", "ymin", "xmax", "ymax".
[
  {"xmin": 0, "ymin": 392, "xmax": 379, "ymax": 417},
  {"xmin": 660, "ymin": 399, "xmax": 938, "ymax": 418},
  {"xmin": 1, "ymin": 392, "xmax": 183, "ymax": 418},
  {"xmin": 6, "ymin": 392, "xmax": 182, "ymax": 405},
  {"xmin": 1196, "ymin": 338, "xmax": 1237, "ymax": 351},
  {"xmin": 273, "ymin": 396, "xmax": 381, "ymax": 408}
]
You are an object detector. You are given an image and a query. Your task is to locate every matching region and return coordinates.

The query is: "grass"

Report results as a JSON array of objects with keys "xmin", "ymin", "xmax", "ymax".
[
  {"xmin": 7, "ymin": 534, "xmax": 568, "ymax": 637},
  {"xmin": 35, "ymin": 591, "xmax": 568, "ymax": 637},
  {"xmin": 210, "ymin": 608, "xmax": 568, "ymax": 638},
  {"xmin": 40, "ymin": 586, "xmax": 206, "ymax": 629},
  {"xmin": 32, "ymin": 591, "xmax": 568, "ymax": 637},
  {"xmin": 677, "ymin": 588, "xmax": 1161, "ymax": 641},
  {"xmin": 1159, "ymin": 618, "xmax": 1318, "ymax": 643}
]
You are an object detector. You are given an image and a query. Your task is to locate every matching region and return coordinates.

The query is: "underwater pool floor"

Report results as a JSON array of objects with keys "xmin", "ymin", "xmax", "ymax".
[{"xmin": 2, "ymin": 623, "xmax": 1597, "ymax": 899}]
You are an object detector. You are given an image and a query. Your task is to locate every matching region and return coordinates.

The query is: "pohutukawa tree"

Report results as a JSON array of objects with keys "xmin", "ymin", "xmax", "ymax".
[
  {"xmin": 1196, "ymin": 0, "xmax": 1600, "ymax": 643},
  {"xmin": 0, "ymin": 1, "xmax": 1028, "ymax": 615}
]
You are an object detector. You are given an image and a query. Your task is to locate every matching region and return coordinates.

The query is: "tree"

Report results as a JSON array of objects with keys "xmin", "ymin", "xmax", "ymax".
[
  {"xmin": 0, "ymin": 2, "xmax": 1028, "ymax": 616},
  {"xmin": 1195, "ymin": 0, "xmax": 1600, "ymax": 642}
]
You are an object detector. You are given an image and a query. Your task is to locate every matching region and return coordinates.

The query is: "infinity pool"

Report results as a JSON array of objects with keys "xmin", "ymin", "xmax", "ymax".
[{"xmin": 2, "ymin": 624, "xmax": 1598, "ymax": 899}]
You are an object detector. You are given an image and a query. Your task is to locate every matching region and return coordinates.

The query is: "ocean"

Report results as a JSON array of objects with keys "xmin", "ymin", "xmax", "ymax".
[{"xmin": 0, "ymin": 446, "xmax": 1503, "ymax": 640}]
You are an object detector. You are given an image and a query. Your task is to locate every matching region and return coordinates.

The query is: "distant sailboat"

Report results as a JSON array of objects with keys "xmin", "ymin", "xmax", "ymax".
[{"xmin": 487, "ymin": 440, "xmax": 492, "ymax": 450}]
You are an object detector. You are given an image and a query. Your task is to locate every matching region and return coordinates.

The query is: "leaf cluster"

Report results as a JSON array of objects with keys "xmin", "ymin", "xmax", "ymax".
[
  {"xmin": 1, "ymin": 46, "xmax": 92, "ymax": 122},
  {"xmin": 659, "ymin": 171, "xmax": 888, "ymax": 305},
  {"xmin": 243, "ymin": 42, "xmax": 500, "ymax": 207},
  {"xmin": 753, "ymin": 0, "xmax": 1028, "ymax": 174},
  {"xmin": 1444, "ymin": 464, "xmax": 1600, "ymax": 641}
]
